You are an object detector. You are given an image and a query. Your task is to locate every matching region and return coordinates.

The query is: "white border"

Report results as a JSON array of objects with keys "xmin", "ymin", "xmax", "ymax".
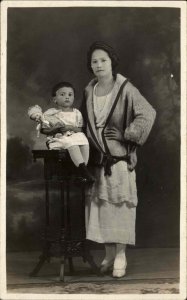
[
  {"xmin": 0, "ymin": 1, "xmax": 186, "ymax": 300},
  {"xmin": 1, "ymin": 0, "xmax": 8, "ymax": 299},
  {"xmin": 180, "ymin": 2, "xmax": 187, "ymax": 299},
  {"xmin": 0, "ymin": 0, "xmax": 186, "ymax": 8}
]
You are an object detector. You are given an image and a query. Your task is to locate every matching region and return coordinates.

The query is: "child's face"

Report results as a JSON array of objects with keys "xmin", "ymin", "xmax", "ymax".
[
  {"xmin": 30, "ymin": 112, "xmax": 42, "ymax": 122},
  {"xmin": 54, "ymin": 87, "xmax": 74, "ymax": 108}
]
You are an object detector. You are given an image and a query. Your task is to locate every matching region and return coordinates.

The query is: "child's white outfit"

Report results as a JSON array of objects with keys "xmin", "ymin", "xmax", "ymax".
[{"xmin": 42, "ymin": 108, "xmax": 88, "ymax": 150}]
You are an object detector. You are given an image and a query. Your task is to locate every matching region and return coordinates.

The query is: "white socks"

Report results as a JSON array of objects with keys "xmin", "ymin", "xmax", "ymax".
[
  {"xmin": 100, "ymin": 243, "xmax": 127, "ymax": 277},
  {"xmin": 100, "ymin": 244, "xmax": 115, "ymax": 273},
  {"xmin": 101, "ymin": 244, "xmax": 115, "ymax": 265},
  {"xmin": 68, "ymin": 145, "xmax": 89, "ymax": 167}
]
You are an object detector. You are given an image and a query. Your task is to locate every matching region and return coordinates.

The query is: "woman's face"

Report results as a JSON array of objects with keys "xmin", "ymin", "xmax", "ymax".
[{"xmin": 91, "ymin": 49, "xmax": 112, "ymax": 78}]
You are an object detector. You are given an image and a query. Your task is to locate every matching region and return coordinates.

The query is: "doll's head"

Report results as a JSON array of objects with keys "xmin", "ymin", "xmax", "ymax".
[
  {"xmin": 28, "ymin": 105, "xmax": 43, "ymax": 122},
  {"xmin": 52, "ymin": 81, "xmax": 75, "ymax": 109}
]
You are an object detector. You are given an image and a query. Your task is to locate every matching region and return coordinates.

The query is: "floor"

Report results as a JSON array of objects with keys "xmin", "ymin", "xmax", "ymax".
[{"xmin": 5, "ymin": 248, "xmax": 180, "ymax": 295}]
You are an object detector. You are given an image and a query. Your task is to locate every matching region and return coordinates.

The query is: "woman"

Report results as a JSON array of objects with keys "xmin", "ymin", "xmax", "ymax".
[{"xmin": 82, "ymin": 41, "xmax": 156, "ymax": 278}]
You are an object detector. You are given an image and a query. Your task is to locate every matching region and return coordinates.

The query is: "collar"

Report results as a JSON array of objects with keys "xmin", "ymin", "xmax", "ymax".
[{"xmin": 85, "ymin": 73, "xmax": 127, "ymax": 92}]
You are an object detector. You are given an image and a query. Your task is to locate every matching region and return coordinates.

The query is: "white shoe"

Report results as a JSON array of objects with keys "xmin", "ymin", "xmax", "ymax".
[
  {"xmin": 112, "ymin": 267, "xmax": 126, "ymax": 278},
  {"xmin": 112, "ymin": 251, "xmax": 127, "ymax": 278},
  {"xmin": 100, "ymin": 258, "xmax": 114, "ymax": 273}
]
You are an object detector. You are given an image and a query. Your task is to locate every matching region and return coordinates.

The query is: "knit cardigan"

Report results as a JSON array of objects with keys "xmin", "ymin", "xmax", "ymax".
[{"xmin": 82, "ymin": 73, "xmax": 156, "ymax": 171}]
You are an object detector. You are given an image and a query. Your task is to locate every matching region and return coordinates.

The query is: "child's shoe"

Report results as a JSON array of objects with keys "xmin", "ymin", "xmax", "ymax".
[{"xmin": 78, "ymin": 163, "xmax": 95, "ymax": 184}]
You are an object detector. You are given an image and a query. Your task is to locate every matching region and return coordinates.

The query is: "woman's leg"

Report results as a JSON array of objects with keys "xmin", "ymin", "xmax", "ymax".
[
  {"xmin": 80, "ymin": 144, "xmax": 89, "ymax": 165},
  {"xmin": 113, "ymin": 243, "xmax": 127, "ymax": 278},
  {"xmin": 100, "ymin": 243, "xmax": 116, "ymax": 273}
]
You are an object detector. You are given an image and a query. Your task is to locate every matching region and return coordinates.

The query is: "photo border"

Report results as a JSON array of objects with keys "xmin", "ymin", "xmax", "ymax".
[{"xmin": 1, "ymin": 1, "xmax": 186, "ymax": 299}]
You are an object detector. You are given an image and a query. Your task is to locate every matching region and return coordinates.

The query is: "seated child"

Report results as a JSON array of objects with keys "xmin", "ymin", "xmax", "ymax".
[{"xmin": 28, "ymin": 81, "xmax": 95, "ymax": 183}]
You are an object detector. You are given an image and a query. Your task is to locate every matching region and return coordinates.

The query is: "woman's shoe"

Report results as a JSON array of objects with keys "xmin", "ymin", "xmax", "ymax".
[
  {"xmin": 112, "ymin": 267, "xmax": 126, "ymax": 278},
  {"xmin": 100, "ymin": 259, "xmax": 114, "ymax": 273},
  {"xmin": 100, "ymin": 244, "xmax": 116, "ymax": 274},
  {"xmin": 112, "ymin": 251, "xmax": 127, "ymax": 278}
]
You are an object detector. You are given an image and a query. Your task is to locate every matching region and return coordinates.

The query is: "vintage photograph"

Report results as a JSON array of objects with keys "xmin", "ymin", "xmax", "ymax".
[{"xmin": 0, "ymin": 1, "xmax": 186, "ymax": 299}]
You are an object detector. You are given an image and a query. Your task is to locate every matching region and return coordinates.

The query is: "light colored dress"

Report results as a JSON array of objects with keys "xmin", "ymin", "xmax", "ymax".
[
  {"xmin": 85, "ymin": 84, "xmax": 137, "ymax": 245},
  {"xmin": 42, "ymin": 108, "xmax": 88, "ymax": 150}
]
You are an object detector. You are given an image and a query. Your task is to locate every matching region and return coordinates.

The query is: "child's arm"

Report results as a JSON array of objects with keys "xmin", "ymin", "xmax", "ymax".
[
  {"xmin": 59, "ymin": 125, "xmax": 82, "ymax": 134},
  {"xmin": 41, "ymin": 123, "xmax": 65, "ymax": 135}
]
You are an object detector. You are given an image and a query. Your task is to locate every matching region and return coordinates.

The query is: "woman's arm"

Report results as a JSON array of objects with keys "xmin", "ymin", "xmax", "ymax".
[
  {"xmin": 123, "ymin": 84, "xmax": 156, "ymax": 146},
  {"xmin": 79, "ymin": 91, "xmax": 88, "ymax": 134}
]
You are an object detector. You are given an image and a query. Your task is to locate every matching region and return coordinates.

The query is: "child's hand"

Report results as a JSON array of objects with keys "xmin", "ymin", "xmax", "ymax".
[
  {"xmin": 50, "ymin": 123, "xmax": 65, "ymax": 131},
  {"xmin": 59, "ymin": 125, "xmax": 74, "ymax": 133},
  {"xmin": 54, "ymin": 122, "xmax": 65, "ymax": 128}
]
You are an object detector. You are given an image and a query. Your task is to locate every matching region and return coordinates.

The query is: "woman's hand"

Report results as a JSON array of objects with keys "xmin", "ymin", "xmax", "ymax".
[{"xmin": 104, "ymin": 128, "xmax": 125, "ymax": 143}]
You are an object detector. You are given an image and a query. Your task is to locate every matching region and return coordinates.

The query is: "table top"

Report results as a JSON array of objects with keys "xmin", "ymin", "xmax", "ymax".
[
  {"xmin": 32, "ymin": 149, "xmax": 84, "ymax": 181},
  {"xmin": 32, "ymin": 149, "xmax": 68, "ymax": 160}
]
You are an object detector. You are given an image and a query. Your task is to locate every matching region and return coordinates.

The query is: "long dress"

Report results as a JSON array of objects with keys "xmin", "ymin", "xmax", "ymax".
[{"xmin": 85, "ymin": 84, "xmax": 137, "ymax": 245}]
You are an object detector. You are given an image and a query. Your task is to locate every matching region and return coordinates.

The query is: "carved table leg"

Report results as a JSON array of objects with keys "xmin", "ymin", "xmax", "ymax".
[
  {"xmin": 67, "ymin": 180, "xmax": 75, "ymax": 274},
  {"xmin": 59, "ymin": 256, "xmax": 65, "ymax": 281},
  {"xmin": 59, "ymin": 180, "xmax": 66, "ymax": 281},
  {"xmin": 30, "ymin": 179, "xmax": 51, "ymax": 277},
  {"xmin": 29, "ymin": 241, "xmax": 51, "ymax": 277},
  {"xmin": 68, "ymin": 257, "xmax": 74, "ymax": 273}
]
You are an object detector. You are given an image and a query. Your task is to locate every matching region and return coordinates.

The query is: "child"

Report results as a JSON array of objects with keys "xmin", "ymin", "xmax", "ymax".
[{"xmin": 28, "ymin": 81, "xmax": 95, "ymax": 183}]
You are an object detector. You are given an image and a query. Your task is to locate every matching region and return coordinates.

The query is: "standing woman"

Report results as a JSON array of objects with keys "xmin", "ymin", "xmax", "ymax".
[{"xmin": 82, "ymin": 41, "xmax": 156, "ymax": 278}]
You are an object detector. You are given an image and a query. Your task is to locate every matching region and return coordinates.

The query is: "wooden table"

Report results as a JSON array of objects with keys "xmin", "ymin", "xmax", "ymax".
[{"xmin": 29, "ymin": 150, "xmax": 100, "ymax": 281}]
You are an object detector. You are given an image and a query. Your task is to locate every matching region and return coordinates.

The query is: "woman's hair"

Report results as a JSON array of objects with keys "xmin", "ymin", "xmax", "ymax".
[
  {"xmin": 52, "ymin": 81, "xmax": 75, "ymax": 97},
  {"xmin": 87, "ymin": 41, "xmax": 119, "ymax": 77}
]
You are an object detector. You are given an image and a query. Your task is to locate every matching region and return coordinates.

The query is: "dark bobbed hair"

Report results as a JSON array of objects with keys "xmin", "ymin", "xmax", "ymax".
[
  {"xmin": 87, "ymin": 41, "xmax": 119, "ymax": 78},
  {"xmin": 52, "ymin": 81, "xmax": 75, "ymax": 97}
]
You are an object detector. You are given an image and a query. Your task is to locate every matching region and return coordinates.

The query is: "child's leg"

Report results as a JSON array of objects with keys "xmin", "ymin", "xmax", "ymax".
[
  {"xmin": 68, "ymin": 145, "xmax": 95, "ymax": 183},
  {"xmin": 79, "ymin": 145, "xmax": 89, "ymax": 165},
  {"xmin": 67, "ymin": 145, "xmax": 84, "ymax": 167}
]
